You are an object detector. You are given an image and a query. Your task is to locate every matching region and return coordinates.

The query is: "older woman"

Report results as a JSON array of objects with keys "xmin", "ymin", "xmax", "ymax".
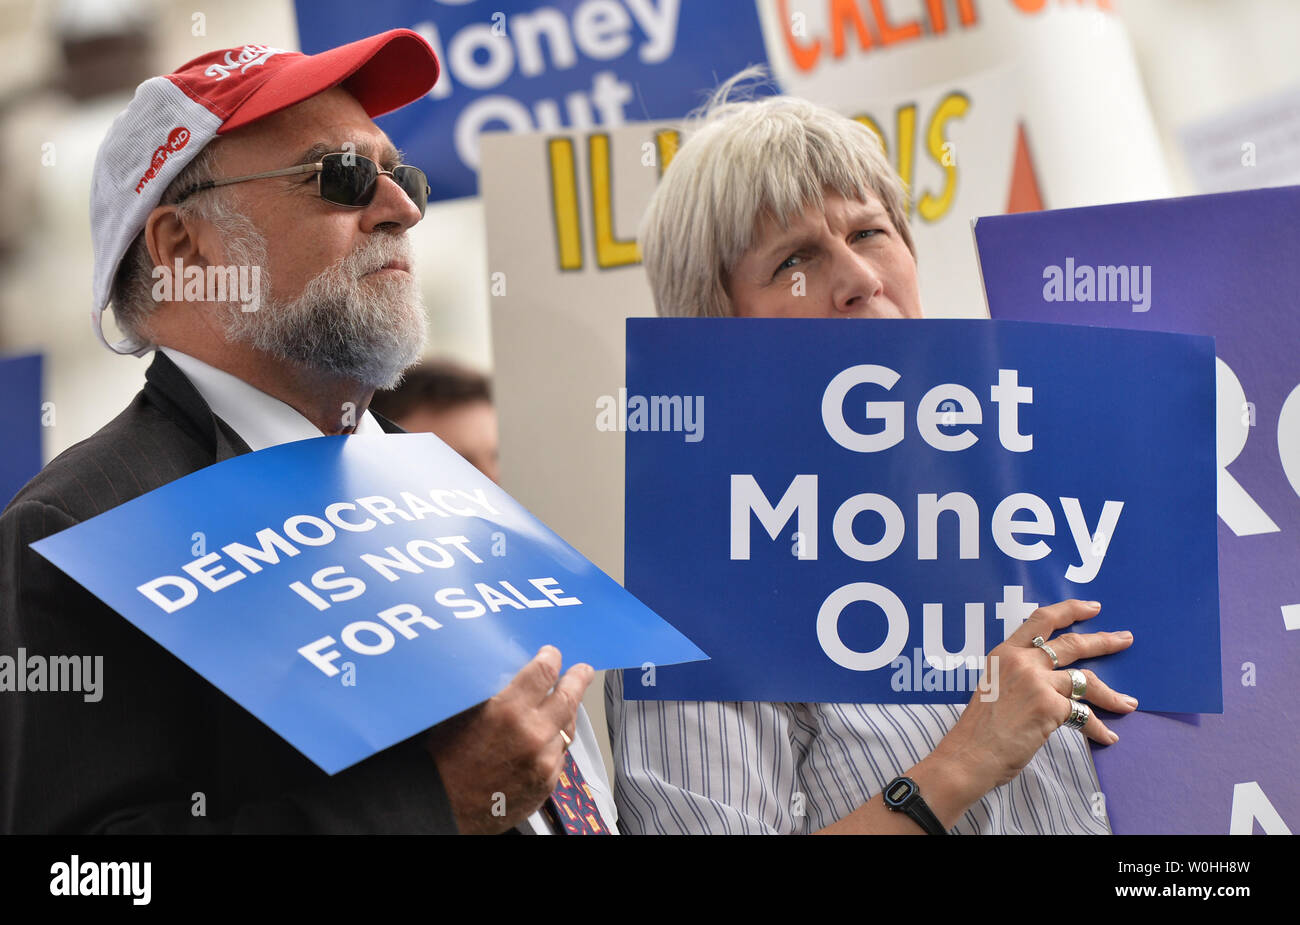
[{"xmin": 606, "ymin": 74, "xmax": 1137, "ymax": 834}]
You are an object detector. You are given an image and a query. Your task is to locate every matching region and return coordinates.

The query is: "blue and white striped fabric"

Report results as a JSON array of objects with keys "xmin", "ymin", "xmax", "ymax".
[{"xmin": 606, "ymin": 670, "xmax": 1110, "ymax": 834}]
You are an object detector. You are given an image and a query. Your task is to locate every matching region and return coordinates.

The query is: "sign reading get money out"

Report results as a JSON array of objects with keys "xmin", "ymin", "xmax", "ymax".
[
  {"xmin": 33, "ymin": 434, "xmax": 705, "ymax": 775},
  {"xmin": 623, "ymin": 319, "xmax": 1220, "ymax": 713}
]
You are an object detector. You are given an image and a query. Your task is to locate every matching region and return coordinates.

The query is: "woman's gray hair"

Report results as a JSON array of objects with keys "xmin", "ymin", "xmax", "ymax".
[
  {"xmin": 638, "ymin": 67, "xmax": 914, "ymax": 318},
  {"xmin": 108, "ymin": 141, "xmax": 253, "ymax": 347}
]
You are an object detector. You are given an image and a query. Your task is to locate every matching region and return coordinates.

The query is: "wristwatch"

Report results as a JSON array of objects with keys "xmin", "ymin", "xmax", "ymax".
[{"xmin": 882, "ymin": 776, "xmax": 948, "ymax": 835}]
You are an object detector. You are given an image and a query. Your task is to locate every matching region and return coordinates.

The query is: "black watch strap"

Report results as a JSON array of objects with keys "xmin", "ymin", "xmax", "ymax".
[{"xmin": 883, "ymin": 776, "xmax": 948, "ymax": 835}]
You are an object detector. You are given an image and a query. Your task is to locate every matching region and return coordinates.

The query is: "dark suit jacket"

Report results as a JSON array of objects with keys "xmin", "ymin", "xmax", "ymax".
[{"xmin": 0, "ymin": 351, "xmax": 457, "ymax": 833}]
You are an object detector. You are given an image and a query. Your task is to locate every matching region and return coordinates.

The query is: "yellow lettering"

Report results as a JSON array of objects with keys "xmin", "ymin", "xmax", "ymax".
[
  {"xmin": 655, "ymin": 129, "xmax": 680, "ymax": 177},
  {"xmin": 548, "ymin": 138, "xmax": 583, "ymax": 271},
  {"xmin": 917, "ymin": 92, "xmax": 969, "ymax": 222},
  {"xmin": 895, "ymin": 104, "xmax": 917, "ymax": 215},
  {"xmin": 589, "ymin": 133, "xmax": 641, "ymax": 268}
]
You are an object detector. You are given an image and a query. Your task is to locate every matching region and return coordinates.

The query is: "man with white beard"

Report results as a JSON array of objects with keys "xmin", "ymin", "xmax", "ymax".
[{"xmin": 0, "ymin": 31, "xmax": 610, "ymax": 836}]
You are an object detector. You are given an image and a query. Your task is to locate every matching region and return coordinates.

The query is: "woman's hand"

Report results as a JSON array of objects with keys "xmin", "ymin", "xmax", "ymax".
[{"xmin": 925, "ymin": 599, "xmax": 1137, "ymax": 813}]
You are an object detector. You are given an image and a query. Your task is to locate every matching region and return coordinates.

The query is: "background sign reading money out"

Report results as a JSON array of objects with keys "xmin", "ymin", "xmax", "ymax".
[
  {"xmin": 295, "ymin": 0, "xmax": 770, "ymax": 201},
  {"xmin": 33, "ymin": 435, "xmax": 706, "ymax": 775},
  {"xmin": 974, "ymin": 187, "xmax": 1300, "ymax": 834},
  {"xmin": 622, "ymin": 319, "xmax": 1219, "ymax": 712}
]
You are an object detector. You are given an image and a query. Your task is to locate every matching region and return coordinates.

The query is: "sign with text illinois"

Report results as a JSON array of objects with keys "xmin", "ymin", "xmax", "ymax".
[
  {"xmin": 32, "ymin": 435, "xmax": 705, "ymax": 775},
  {"xmin": 975, "ymin": 186, "xmax": 1300, "ymax": 834},
  {"xmin": 622, "ymin": 319, "xmax": 1219, "ymax": 712}
]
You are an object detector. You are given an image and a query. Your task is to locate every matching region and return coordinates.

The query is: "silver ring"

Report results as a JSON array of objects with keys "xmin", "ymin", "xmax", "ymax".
[
  {"xmin": 1063, "ymin": 702, "xmax": 1090, "ymax": 730},
  {"xmin": 558, "ymin": 729, "xmax": 573, "ymax": 750},
  {"xmin": 1032, "ymin": 635, "xmax": 1059, "ymax": 669},
  {"xmin": 1066, "ymin": 668, "xmax": 1087, "ymax": 701}
]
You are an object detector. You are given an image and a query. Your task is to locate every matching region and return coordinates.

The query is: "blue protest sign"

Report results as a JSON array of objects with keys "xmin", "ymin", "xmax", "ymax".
[
  {"xmin": 294, "ymin": 0, "xmax": 770, "ymax": 201},
  {"xmin": 0, "ymin": 353, "xmax": 42, "ymax": 508},
  {"xmin": 974, "ymin": 186, "xmax": 1300, "ymax": 833},
  {"xmin": 33, "ymin": 434, "xmax": 706, "ymax": 775},
  {"xmin": 622, "ymin": 318, "xmax": 1219, "ymax": 713}
]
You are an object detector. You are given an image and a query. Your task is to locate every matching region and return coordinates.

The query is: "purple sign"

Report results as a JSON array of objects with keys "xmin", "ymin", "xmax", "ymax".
[{"xmin": 973, "ymin": 185, "xmax": 1300, "ymax": 834}]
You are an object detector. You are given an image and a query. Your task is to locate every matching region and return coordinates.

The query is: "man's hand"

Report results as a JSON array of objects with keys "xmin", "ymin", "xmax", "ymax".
[{"xmin": 424, "ymin": 645, "xmax": 594, "ymax": 834}]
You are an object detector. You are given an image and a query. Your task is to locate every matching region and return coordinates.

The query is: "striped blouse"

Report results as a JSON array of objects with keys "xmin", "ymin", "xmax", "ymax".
[{"xmin": 605, "ymin": 669, "xmax": 1110, "ymax": 834}]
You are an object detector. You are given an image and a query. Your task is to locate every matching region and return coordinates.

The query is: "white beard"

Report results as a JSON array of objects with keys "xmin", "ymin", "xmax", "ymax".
[{"xmin": 219, "ymin": 222, "xmax": 426, "ymax": 390}]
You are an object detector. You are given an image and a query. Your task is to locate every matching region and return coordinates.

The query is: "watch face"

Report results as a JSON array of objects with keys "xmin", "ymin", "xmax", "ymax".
[{"xmin": 885, "ymin": 778, "xmax": 915, "ymax": 806}]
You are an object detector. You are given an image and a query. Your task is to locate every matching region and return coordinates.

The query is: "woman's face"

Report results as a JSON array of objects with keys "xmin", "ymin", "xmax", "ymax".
[{"xmin": 725, "ymin": 190, "xmax": 922, "ymax": 320}]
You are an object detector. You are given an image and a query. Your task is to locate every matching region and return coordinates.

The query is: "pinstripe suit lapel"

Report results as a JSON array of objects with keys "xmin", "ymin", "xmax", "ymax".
[{"xmin": 143, "ymin": 351, "xmax": 253, "ymax": 460}]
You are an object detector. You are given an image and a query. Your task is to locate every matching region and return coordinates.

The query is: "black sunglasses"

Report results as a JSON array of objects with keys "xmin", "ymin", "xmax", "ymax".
[{"xmin": 176, "ymin": 152, "xmax": 430, "ymax": 217}]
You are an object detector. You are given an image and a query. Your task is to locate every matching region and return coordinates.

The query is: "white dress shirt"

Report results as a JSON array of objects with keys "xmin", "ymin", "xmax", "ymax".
[
  {"xmin": 162, "ymin": 347, "xmax": 386, "ymax": 449},
  {"xmin": 161, "ymin": 348, "xmax": 618, "ymax": 835},
  {"xmin": 606, "ymin": 668, "xmax": 1109, "ymax": 834}
]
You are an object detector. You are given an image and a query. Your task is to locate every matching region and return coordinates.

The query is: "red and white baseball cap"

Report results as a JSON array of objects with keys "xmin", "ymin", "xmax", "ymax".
[{"xmin": 90, "ymin": 29, "xmax": 439, "ymax": 356}]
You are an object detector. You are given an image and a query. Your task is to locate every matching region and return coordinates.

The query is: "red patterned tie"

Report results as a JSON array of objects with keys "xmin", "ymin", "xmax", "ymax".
[{"xmin": 546, "ymin": 751, "xmax": 610, "ymax": 835}]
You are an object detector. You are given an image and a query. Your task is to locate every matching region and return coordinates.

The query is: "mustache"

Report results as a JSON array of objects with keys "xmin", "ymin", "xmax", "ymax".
[{"xmin": 343, "ymin": 235, "xmax": 413, "ymax": 277}]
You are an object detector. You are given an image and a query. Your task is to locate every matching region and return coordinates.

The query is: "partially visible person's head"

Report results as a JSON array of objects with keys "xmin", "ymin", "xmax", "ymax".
[
  {"xmin": 639, "ymin": 68, "xmax": 920, "ymax": 320},
  {"xmin": 94, "ymin": 33, "xmax": 439, "ymax": 388},
  {"xmin": 370, "ymin": 360, "xmax": 500, "ymax": 483}
]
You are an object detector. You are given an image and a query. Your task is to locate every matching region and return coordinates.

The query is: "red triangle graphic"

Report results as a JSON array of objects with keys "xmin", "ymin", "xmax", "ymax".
[{"xmin": 1006, "ymin": 122, "xmax": 1045, "ymax": 213}]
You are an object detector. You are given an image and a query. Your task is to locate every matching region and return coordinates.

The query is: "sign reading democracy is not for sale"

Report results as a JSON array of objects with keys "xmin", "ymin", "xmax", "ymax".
[{"xmin": 33, "ymin": 434, "xmax": 706, "ymax": 774}]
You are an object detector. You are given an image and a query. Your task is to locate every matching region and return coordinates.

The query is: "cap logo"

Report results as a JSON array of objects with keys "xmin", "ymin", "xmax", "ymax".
[
  {"xmin": 204, "ymin": 44, "xmax": 290, "ymax": 81},
  {"xmin": 134, "ymin": 125, "xmax": 192, "ymax": 194}
]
